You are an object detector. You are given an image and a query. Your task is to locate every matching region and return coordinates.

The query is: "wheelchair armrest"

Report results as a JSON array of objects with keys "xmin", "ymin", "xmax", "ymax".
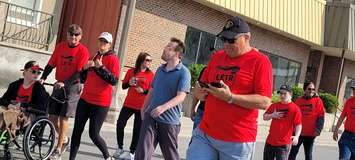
[{"xmin": 25, "ymin": 108, "xmax": 46, "ymax": 116}]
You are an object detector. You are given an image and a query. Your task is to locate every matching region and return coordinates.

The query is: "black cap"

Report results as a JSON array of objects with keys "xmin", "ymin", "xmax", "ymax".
[
  {"xmin": 218, "ymin": 17, "xmax": 250, "ymax": 40},
  {"xmin": 277, "ymin": 85, "xmax": 292, "ymax": 93},
  {"xmin": 21, "ymin": 61, "xmax": 43, "ymax": 71}
]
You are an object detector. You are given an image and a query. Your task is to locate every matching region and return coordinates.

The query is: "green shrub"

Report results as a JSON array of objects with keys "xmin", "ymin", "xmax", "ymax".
[
  {"xmin": 319, "ymin": 92, "xmax": 339, "ymax": 113},
  {"xmin": 188, "ymin": 64, "xmax": 206, "ymax": 85},
  {"xmin": 292, "ymin": 86, "xmax": 304, "ymax": 101},
  {"xmin": 272, "ymin": 91, "xmax": 280, "ymax": 103}
]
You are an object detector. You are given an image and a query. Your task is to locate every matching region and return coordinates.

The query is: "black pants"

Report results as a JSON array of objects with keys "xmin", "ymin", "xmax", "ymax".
[
  {"xmin": 69, "ymin": 99, "xmax": 110, "ymax": 160},
  {"xmin": 264, "ymin": 143, "xmax": 290, "ymax": 160},
  {"xmin": 116, "ymin": 106, "xmax": 142, "ymax": 153},
  {"xmin": 288, "ymin": 136, "xmax": 316, "ymax": 160},
  {"xmin": 135, "ymin": 113, "xmax": 180, "ymax": 160}
]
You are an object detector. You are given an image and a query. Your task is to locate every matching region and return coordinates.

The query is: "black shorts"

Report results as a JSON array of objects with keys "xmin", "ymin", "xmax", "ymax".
[{"xmin": 48, "ymin": 83, "xmax": 81, "ymax": 118}]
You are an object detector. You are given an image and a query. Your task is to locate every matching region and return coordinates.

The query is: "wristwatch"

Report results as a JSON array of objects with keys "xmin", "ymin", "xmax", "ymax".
[{"xmin": 227, "ymin": 93, "xmax": 233, "ymax": 104}]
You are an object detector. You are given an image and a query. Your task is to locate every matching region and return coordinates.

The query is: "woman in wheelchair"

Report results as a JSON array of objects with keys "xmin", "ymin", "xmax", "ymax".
[{"xmin": 0, "ymin": 61, "xmax": 56, "ymax": 160}]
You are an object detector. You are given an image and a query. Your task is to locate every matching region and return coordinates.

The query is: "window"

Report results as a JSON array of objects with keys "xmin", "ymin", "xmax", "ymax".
[
  {"xmin": 262, "ymin": 51, "xmax": 302, "ymax": 91},
  {"xmin": 344, "ymin": 77, "xmax": 355, "ymax": 100},
  {"xmin": 7, "ymin": 0, "xmax": 43, "ymax": 27},
  {"xmin": 182, "ymin": 27, "xmax": 223, "ymax": 65},
  {"xmin": 183, "ymin": 27, "xmax": 302, "ymax": 91}
]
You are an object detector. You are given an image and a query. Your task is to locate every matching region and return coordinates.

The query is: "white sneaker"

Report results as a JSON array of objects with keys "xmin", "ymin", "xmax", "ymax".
[
  {"xmin": 112, "ymin": 148, "xmax": 124, "ymax": 158},
  {"xmin": 118, "ymin": 151, "xmax": 134, "ymax": 160}
]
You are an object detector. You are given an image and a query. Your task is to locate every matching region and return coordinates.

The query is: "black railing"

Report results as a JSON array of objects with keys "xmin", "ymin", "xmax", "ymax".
[{"xmin": 0, "ymin": 1, "xmax": 53, "ymax": 50}]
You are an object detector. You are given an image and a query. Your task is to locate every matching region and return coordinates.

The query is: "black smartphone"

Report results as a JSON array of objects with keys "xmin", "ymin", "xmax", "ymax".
[
  {"xmin": 198, "ymin": 81, "xmax": 209, "ymax": 88},
  {"xmin": 210, "ymin": 82, "xmax": 223, "ymax": 88}
]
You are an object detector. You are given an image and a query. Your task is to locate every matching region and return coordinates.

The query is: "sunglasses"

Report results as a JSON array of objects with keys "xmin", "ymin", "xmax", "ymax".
[
  {"xmin": 220, "ymin": 37, "xmax": 236, "ymax": 44},
  {"xmin": 145, "ymin": 59, "xmax": 153, "ymax": 62},
  {"xmin": 69, "ymin": 33, "xmax": 81, "ymax": 37},
  {"xmin": 31, "ymin": 70, "xmax": 42, "ymax": 75},
  {"xmin": 307, "ymin": 88, "xmax": 316, "ymax": 91}
]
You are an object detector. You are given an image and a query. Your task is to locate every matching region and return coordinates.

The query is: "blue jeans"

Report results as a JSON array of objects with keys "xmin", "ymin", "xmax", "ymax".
[
  {"xmin": 187, "ymin": 127, "xmax": 255, "ymax": 160},
  {"xmin": 338, "ymin": 131, "xmax": 355, "ymax": 160},
  {"xmin": 192, "ymin": 107, "xmax": 204, "ymax": 130}
]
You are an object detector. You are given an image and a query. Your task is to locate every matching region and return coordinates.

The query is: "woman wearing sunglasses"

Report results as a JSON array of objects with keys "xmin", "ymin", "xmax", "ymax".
[
  {"xmin": 0, "ymin": 61, "xmax": 48, "ymax": 112},
  {"xmin": 113, "ymin": 52, "xmax": 154, "ymax": 159},
  {"xmin": 289, "ymin": 82, "xmax": 325, "ymax": 160},
  {"xmin": 69, "ymin": 32, "xmax": 120, "ymax": 160}
]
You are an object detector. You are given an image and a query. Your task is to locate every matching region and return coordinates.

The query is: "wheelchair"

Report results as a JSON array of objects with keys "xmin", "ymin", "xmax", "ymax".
[{"xmin": 0, "ymin": 83, "xmax": 66, "ymax": 160}]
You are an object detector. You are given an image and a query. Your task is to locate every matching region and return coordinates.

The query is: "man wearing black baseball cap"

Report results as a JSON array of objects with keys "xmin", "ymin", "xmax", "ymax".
[
  {"xmin": 187, "ymin": 17, "xmax": 273, "ymax": 160},
  {"xmin": 333, "ymin": 84, "xmax": 355, "ymax": 160}
]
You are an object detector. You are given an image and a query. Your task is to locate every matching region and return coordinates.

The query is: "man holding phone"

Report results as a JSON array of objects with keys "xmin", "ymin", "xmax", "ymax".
[{"xmin": 187, "ymin": 16, "xmax": 273, "ymax": 160}]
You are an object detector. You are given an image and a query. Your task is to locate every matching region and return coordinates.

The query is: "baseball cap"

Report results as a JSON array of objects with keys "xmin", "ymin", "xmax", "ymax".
[
  {"xmin": 20, "ymin": 61, "xmax": 43, "ymax": 71},
  {"xmin": 218, "ymin": 16, "xmax": 250, "ymax": 40},
  {"xmin": 277, "ymin": 85, "xmax": 292, "ymax": 93},
  {"xmin": 98, "ymin": 32, "xmax": 113, "ymax": 43}
]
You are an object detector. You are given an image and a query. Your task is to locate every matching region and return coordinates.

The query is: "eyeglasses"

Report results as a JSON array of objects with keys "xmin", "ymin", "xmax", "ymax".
[
  {"xmin": 145, "ymin": 59, "xmax": 153, "ymax": 62},
  {"xmin": 278, "ymin": 92, "xmax": 288, "ymax": 95},
  {"xmin": 220, "ymin": 37, "xmax": 236, "ymax": 44},
  {"xmin": 307, "ymin": 88, "xmax": 315, "ymax": 91},
  {"xmin": 69, "ymin": 33, "xmax": 81, "ymax": 37},
  {"xmin": 31, "ymin": 70, "xmax": 42, "ymax": 75}
]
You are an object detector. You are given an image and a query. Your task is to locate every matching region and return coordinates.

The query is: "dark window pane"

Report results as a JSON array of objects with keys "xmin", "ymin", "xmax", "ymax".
[
  {"xmin": 182, "ymin": 27, "xmax": 201, "ymax": 65},
  {"xmin": 196, "ymin": 32, "xmax": 215, "ymax": 64}
]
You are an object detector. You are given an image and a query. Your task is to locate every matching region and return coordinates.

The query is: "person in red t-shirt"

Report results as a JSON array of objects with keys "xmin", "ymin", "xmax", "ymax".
[
  {"xmin": 263, "ymin": 85, "xmax": 302, "ymax": 160},
  {"xmin": 40, "ymin": 24, "xmax": 90, "ymax": 159},
  {"xmin": 113, "ymin": 52, "xmax": 154, "ymax": 159},
  {"xmin": 333, "ymin": 85, "xmax": 355, "ymax": 160},
  {"xmin": 69, "ymin": 32, "xmax": 120, "ymax": 160},
  {"xmin": 289, "ymin": 82, "xmax": 325, "ymax": 160},
  {"xmin": 187, "ymin": 16, "xmax": 273, "ymax": 160}
]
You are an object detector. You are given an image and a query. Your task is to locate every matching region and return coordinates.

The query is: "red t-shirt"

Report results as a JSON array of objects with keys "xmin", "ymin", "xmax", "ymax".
[
  {"xmin": 16, "ymin": 84, "xmax": 34, "ymax": 103},
  {"xmin": 199, "ymin": 49, "xmax": 273, "ymax": 142},
  {"xmin": 341, "ymin": 97, "xmax": 355, "ymax": 132},
  {"xmin": 81, "ymin": 52, "xmax": 120, "ymax": 107},
  {"xmin": 265, "ymin": 102, "xmax": 302, "ymax": 146},
  {"xmin": 122, "ymin": 68, "xmax": 154, "ymax": 110},
  {"xmin": 295, "ymin": 96, "xmax": 325, "ymax": 136},
  {"xmin": 48, "ymin": 42, "xmax": 90, "ymax": 82}
]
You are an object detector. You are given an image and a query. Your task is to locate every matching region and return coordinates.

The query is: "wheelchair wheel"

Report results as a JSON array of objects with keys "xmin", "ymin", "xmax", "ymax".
[{"xmin": 23, "ymin": 116, "xmax": 56, "ymax": 160}]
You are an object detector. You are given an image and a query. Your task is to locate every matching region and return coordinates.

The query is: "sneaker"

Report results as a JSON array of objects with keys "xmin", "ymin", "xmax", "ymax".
[
  {"xmin": 112, "ymin": 148, "xmax": 124, "ymax": 159},
  {"xmin": 61, "ymin": 137, "xmax": 70, "ymax": 153},
  {"xmin": 118, "ymin": 151, "xmax": 134, "ymax": 160},
  {"xmin": 49, "ymin": 149, "xmax": 62, "ymax": 160}
]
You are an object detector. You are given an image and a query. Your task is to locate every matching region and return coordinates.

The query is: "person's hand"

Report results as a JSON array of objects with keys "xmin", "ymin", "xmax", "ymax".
[
  {"xmin": 84, "ymin": 60, "xmax": 95, "ymax": 69},
  {"xmin": 291, "ymin": 136, "xmax": 299, "ymax": 145},
  {"xmin": 54, "ymin": 82, "xmax": 65, "ymax": 89},
  {"xmin": 38, "ymin": 79, "xmax": 45, "ymax": 84},
  {"xmin": 190, "ymin": 110, "xmax": 196, "ymax": 121},
  {"xmin": 333, "ymin": 129, "xmax": 339, "ymax": 141},
  {"xmin": 135, "ymin": 87, "xmax": 144, "ymax": 93},
  {"xmin": 193, "ymin": 82, "xmax": 208, "ymax": 100},
  {"xmin": 150, "ymin": 105, "xmax": 168, "ymax": 118},
  {"xmin": 270, "ymin": 110, "xmax": 284, "ymax": 119},
  {"xmin": 204, "ymin": 80, "xmax": 231, "ymax": 102},
  {"xmin": 129, "ymin": 77, "xmax": 137, "ymax": 86},
  {"xmin": 8, "ymin": 103, "xmax": 20, "ymax": 110},
  {"xmin": 94, "ymin": 56, "xmax": 103, "ymax": 68}
]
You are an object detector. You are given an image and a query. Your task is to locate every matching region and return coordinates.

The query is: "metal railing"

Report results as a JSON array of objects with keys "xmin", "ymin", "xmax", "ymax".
[{"xmin": 0, "ymin": 1, "xmax": 53, "ymax": 50}]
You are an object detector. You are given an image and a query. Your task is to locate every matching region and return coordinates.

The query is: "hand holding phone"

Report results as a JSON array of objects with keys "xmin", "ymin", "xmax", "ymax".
[{"xmin": 198, "ymin": 81, "xmax": 209, "ymax": 88}]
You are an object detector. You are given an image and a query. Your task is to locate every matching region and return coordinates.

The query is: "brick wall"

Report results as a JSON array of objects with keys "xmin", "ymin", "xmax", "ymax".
[{"xmin": 125, "ymin": 0, "xmax": 311, "ymax": 86}]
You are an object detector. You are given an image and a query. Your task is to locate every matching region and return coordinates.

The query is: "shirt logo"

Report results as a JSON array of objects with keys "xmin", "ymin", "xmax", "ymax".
[
  {"xmin": 300, "ymin": 104, "xmax": 313, "ymax": 116},
  {"xmin": 215, "ymin": 66, "xmax": 240, "ymax": 82}
]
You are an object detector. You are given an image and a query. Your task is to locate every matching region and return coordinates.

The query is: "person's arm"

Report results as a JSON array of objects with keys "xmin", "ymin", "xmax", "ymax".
[
  {"xmin": 292, "ymin": 124, "xmax": 302, "ymax": 145},
  {"xmin": 315, "ymin": 98, "xmax": 326, "ymax": 136},
  {"xmin": 80, "ymin": 68, "xmax": 89, "ymax": 84},
  {"xmin": 40, "ymin": 65, "xmax": 54, "ymax": 81},
  {"xmin": 64, "ymin": 71, "xmax": 80, "ymax": 86},
  {"xmin": 231, "ymin": 94, "xmax": 271, "ymax": 109},
  {"xmin": 190, "ymin": 95, "xmax": 199, "ymax": 120},
  {"xmin": 333, "ymin": 104, "xmax": 347, "ymax": 141},
  {"xmin": 94, "ymin": 66, "xmax": 118, "ymax": 85},
  {"xmin": 141, "ymin": 89, "xmax": 153, "ymax": 119},
  {"xmin": 150, "ymin": 91, "xmax": 187, "ymax": 118},
  {"xmin": 28, "ymin": 83, "xmax": 48, "ymax": 112},
  {"xmin": 122, "ymin": 69, "xmax": 132, "ymax": 90},
  {"xmin": 0, "ymin": 83, "xmax": 16, "ymax": 107}
]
